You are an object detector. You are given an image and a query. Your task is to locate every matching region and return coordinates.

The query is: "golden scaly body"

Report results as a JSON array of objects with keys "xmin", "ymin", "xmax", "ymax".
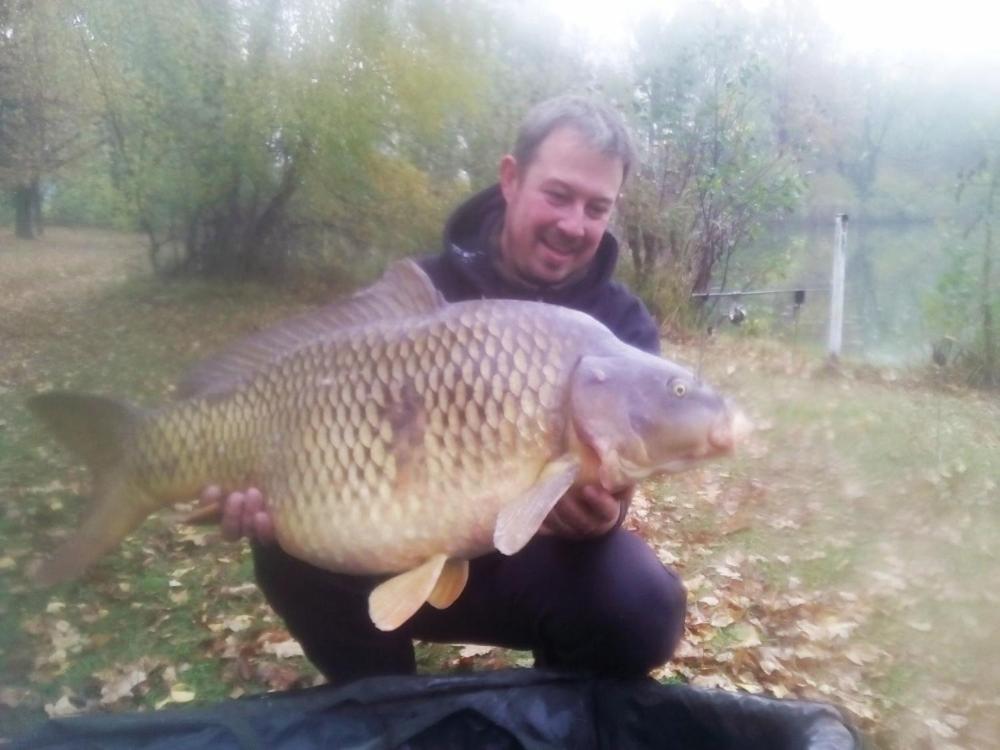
[
  {"xmin": 132, "ymin": 301, "xmax": 608, "ymax": 573},
  {"xmin": 28, "ymin": 260, "xmax": 735, "ymax": 629}
]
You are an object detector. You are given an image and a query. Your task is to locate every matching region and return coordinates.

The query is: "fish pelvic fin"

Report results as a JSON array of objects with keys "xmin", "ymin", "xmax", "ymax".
[
  {"xmin": 427, "ymin": 558, "xmax": 469, "ymax": 610},
  {"xmin": 493, "ymin": 454, "xmax": 580, "ymax": 556},
  {"xmin": 369, "ymin": 553, "xmax": 468, "ymax": 631},
  {"xmin": 27, "ymin": 393, "xmax": 152, "ymax": 586}
]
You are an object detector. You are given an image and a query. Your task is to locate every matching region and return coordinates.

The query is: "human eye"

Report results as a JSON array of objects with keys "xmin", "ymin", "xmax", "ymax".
[{"xmin": 586, "ymin": 202, "xmax": 611, "ymax": 219}]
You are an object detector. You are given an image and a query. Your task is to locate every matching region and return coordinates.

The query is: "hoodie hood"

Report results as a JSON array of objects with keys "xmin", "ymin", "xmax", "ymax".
[{"xmin": 440, "ymin": 183, "xmax": 621, "ymax": 305}]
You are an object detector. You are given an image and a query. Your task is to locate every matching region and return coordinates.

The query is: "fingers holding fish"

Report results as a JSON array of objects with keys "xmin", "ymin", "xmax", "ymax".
[
  {"xmin": 541, "ymin": 484, "xmax": 630, "ymax": 539},
  {"xmin": 219, "ymin": 486, "xmax": 275, "ymax": 545}
]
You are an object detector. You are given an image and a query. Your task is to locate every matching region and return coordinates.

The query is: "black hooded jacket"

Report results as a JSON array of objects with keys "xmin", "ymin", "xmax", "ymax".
[{"xmin": 418, "ymin": 184, "xmax": 660, "ymax": 355}]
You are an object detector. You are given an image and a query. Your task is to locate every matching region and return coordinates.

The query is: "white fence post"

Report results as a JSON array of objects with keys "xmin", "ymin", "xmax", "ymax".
[{"xmin": 828, "ymin": 214, "xmax": 848, "ymax": 359}]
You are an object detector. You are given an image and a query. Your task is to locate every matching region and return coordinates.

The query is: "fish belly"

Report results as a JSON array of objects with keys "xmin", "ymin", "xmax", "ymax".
[
  {"xmin": 273, "ymin": 464, "xmax": 541, "ymax": 574},
  {"xmin": 246, "ymin": 304, "xmax": 577, "ymax": 575}
]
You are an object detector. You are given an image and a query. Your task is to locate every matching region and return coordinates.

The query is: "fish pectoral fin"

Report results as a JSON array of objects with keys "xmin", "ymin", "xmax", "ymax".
[
  {"xmin": 368, "ymin": 554, "xmax": 448, "ymax": 631},
  {"xmin": 493, "ymin": 454, "xmax": 580, "ymax": 556},
  {"xmin": 427, "ymin": 558, "xmax": 469, "ymax": 610}
]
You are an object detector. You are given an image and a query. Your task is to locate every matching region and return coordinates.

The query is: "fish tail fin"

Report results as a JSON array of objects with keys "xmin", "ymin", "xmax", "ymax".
[{"xmin": 27, "ymin": 392, "xmax": 153, "ymax": 585}]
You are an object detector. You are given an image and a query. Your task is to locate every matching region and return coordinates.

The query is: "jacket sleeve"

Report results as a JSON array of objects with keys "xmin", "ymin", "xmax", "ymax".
[{"xmin": 607, "ymin": 289, "xmax": 662, "ymax": 356}]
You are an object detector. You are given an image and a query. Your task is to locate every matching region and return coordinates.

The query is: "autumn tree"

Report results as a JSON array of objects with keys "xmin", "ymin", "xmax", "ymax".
[
  {"xmin": 69, "ymin": 0, "xmax": 489, "ymax": 277},
  {"xmin": 620, "ymin": 1, "xmax": 802, "ymax": 322},
  {"xmin": 925, "ymin": 131, "xmax": 1000, "ymax": 388},
  {"xmin": 0, "ymin": 0, "xmax": 97, "ymax": 238}
]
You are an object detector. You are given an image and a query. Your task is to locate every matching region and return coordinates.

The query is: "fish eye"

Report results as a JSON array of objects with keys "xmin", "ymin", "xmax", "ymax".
[{"xmin": 671, "ymin": 381, "xmax": 687, "ymax": 398}]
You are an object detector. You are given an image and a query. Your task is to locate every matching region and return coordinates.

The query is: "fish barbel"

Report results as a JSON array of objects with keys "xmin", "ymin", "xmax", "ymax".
[{"xmin": 28, "ymin": 260, "xmax": 739, "ymax": 630}]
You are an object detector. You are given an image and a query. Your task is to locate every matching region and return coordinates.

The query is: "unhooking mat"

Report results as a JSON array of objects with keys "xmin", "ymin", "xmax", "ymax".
[{"xmin": 13, "ymin": 668, "xmax": 861, "ymax": 749}]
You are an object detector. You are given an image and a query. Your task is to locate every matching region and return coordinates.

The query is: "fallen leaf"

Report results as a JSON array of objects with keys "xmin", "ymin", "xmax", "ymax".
[
  {"xmin": 222, "ymin": 614, "xmax": 253, "ymax": 633},
  {"xmin": 44, "ymin": 695, "xmax": 83, "ymax": 718},
  {"xmin": 98, "ymin": 668, "xmax": 147, "ymax": 704},
  {"xmin": 843, "ymin": 643, "xmax": 882, "ymax": 666},
  {"xmin": 797, "ymin": 618, "xmax": 857, "ymax": 642},
  {"xmin": 170, "ymin": 684, "xmax": 196, "ymax": 703},
  {"xmin": 673, "ymin": 639, "xmax": 701, "ymax": 659},
  {"xmin": 712, "ymin": 564, "xmax": 741, "ymax": 580},
  {"xmin": 222, "ymin": 583, "xmax": 258, "ymax": 597},
  {"xmin": 264, "ymin": 639, "xmax": 304, "ymax": 659},
  {"xmin": 728, "ymin": 623, "xmax": 762, "ymax": 648},
  {"xmin": 710, "ymin": 613, "xmax": 735, "ymax": 628},
  {"xmin": 737, "ymin": 675, "xmax": 764, "ymax": 694},
  {"xmin": 767, "ymin": 683, "xmax": 790, "ymax": 699}
]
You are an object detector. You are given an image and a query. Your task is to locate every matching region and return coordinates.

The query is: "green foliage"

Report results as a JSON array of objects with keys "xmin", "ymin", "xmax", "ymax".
[
  {"xmin": 66, "ymin": 0, "xmax": 488, "ymax": 277},
  {"xmin": 622, "ymin": 1, "xmax": 804, "ymax": 327},
  {"xmin": 0, "ymin": 0, "xmax": 98, "ymax": 237},
  {"xmin": 925, "ymin": 226, "xmax": 999, "ymax": 387},
  {"xmin": 45, "ymin": 149, "xmax": 135, "ymax": 230},
  {"xmin": 928, "ymin": 131, "xmax": 1000, "ymax": 387}
]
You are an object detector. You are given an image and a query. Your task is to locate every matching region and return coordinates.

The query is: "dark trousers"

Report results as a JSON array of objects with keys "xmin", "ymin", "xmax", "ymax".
[{"xmin": 252, "ymin": 529, "xmax": 687, "ymax": 684}]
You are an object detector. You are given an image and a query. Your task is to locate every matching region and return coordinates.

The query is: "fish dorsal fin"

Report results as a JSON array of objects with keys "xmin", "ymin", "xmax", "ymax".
[
  {"xmin": 177, "ymin": 259, "xmax": 445, "ymax": 398},
  {"xmin": 369, "ymin": 553, "xmax": 450, "ymax": 631},
  {"xmin": 494, "ymin": 455, "xmax": 580, "ymax": 556}
]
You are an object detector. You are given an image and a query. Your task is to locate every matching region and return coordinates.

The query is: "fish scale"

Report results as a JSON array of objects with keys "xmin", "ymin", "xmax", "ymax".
[
  {"xmin": 206, "ymin": 306, "xmax": 555, "ymax": 572},
  {"xmin": 28, "ymin": 259, "xmax": 737, "ymax": 630}
]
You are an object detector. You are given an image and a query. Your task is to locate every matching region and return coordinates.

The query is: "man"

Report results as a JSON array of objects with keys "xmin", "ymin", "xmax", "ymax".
[{"xmin": 203, "ymin": 95, "xmax": 686, "ymax": 683}]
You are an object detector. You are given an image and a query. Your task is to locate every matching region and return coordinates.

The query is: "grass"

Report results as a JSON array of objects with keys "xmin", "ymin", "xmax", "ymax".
[
  {"xmin": 1, "ymin": 228, "xmax": 998, "ymax": 747},
  {"xmin": 672, "ymin": 336, "xmax": 999, "ymax": 746}
]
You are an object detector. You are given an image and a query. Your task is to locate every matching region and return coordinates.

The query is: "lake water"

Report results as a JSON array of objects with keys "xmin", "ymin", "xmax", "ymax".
[{"xmin": 714, "ymin": 219, "xmax": 953, "ymax": 367}]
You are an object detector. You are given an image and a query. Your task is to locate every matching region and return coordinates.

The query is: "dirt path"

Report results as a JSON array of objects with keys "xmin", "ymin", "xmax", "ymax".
[{"xmin": 0, "ymin": 228, "xmax": 147, "ymax": 385}]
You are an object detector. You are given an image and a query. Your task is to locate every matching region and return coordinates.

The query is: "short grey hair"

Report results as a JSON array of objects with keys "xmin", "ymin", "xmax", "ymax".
[{"xmin": 512, "ymin": 95, "xmax": 636, "ymax": 184}]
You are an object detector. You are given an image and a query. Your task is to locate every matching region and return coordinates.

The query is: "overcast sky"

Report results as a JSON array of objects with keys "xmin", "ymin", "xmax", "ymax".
[{"xmin": 543, "ymin": 0, "xmax": 1000, "ymax": 63}]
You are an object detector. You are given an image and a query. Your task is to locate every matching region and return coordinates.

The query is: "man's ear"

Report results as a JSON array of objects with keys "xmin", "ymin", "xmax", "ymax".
[{"xmin": 499, "ymin": 154, "xmax": 519, "ymax": 202}]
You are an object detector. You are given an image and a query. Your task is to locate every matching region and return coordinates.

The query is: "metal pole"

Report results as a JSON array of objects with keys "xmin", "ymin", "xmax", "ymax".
[{"xmin": 828, "ymin": 214, "xmax": 848, "ymax": 359}]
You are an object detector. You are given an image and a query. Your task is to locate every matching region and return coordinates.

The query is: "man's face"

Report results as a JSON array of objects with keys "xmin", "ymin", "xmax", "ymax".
[{"xmin": 498, "ymin": 127, "xmax": 624, "ymax": 286}]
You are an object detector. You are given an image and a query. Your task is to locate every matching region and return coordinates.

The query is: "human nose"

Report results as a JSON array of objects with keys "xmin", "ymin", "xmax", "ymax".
[{"xmin": 556, "ymin": 202, "xmax": 586, "ymax": 239}]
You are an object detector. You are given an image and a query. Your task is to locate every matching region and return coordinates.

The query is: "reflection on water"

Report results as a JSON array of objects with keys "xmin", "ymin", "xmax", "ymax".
[{"xmin": 718, "ymin": 220, "xmax": 949, "ymax": 366}]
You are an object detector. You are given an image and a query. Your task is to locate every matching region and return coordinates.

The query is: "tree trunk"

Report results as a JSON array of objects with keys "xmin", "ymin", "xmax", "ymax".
[
  {"xmin": 983, "ymin": 219, "xmax": 996, "ymax": 386},
  {"xmin": 13, "ymin": 185, "xmax": 34, "ymax": 239},
  {"xmin": 31, "ymin": 179, "xmax": 43, "ymax": 236}
]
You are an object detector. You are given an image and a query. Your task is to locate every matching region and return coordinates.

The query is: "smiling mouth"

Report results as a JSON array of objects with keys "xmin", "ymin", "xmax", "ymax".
[{"xmin": 540, "ymin": 237, "xmax": 578, "ymax": 257}]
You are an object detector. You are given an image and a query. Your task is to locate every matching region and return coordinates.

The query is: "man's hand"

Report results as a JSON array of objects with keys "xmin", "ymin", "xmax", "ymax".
[
  {"xmin": 540, "ymin": 484, "xmax": 634, "ymax": 540},
  {"xmin": 200, "ymin": 485, "xmax": 276, "ymax": 545},
  {"xmin": 199, "ymin": 481, "xmax": 630, "ymax": 546}
]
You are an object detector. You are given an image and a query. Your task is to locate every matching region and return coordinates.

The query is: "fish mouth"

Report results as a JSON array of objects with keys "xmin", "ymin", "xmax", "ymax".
[
  {"xmin": 639, "ymin": 427, "xmax": 743, "ymax": 477},
  {"xmin": 622, "ymin": 452, "xmax": 707, "ymax": 478},
  {"xmin": 707, "ymin": 408, "xmax": 752, "ymax": 454},
  {"xmin": 657, "ymin": 457, "xmax": 701, "ymax": 474}
]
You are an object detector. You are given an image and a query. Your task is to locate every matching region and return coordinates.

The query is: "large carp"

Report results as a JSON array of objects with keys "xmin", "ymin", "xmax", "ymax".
[{"xmin": 29, "ymin": 260, "xmax": 737, "ymax": 631}]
